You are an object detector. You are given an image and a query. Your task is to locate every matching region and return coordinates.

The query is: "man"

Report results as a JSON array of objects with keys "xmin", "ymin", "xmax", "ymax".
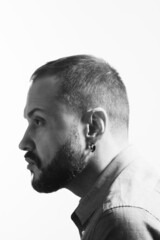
[{"xmin": 19, "ymin": 55, "xmax": 160, "ymax": 239}]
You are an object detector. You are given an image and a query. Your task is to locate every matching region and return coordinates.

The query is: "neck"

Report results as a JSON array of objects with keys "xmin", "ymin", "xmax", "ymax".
[{"xmin": 66, "ymin": 138, "xmax": 129, "ymax": 198}]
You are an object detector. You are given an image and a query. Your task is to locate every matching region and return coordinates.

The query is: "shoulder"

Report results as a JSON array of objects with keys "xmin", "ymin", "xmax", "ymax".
[{"xmin": 92, "ymin": 206, "xmax": 160, "ymax": 240}]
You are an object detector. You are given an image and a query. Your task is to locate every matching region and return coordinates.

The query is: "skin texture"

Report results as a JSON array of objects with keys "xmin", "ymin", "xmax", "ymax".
[
  {"xmin": 19, "ymin": 76, "xmax": 87, "ymax": 193},
  {"xmin": 19, "ymin": 75, "xmax": 127, "ymax": 197}
]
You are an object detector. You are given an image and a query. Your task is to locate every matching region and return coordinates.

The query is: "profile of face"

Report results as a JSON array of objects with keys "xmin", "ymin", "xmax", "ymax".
[{"xmin": 19, "ymin": 76, "xmax": 86, "ymax": 193}]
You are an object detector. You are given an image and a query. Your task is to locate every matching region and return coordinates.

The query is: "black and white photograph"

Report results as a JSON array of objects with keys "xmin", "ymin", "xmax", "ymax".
[{"xmin": 1, "ymin": 0, "xmax": 160, "ymax": 239}]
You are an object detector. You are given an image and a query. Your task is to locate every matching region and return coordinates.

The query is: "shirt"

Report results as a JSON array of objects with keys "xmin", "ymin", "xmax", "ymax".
[{"xmin": 71, "ymin": 146, "xmax": 160, "ymax": 240}]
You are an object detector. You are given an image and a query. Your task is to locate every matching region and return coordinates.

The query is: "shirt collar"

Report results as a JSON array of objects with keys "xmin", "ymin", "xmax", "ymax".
[{"xmin": 71, "ymin": 145, "xmax": 139, "ymax": 231}]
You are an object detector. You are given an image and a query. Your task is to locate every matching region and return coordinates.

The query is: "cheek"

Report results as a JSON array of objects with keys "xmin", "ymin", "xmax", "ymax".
[
  {"xmin": 35, "ymin": 133, "xmax": 58, "ymax": 164},
  {"xmin": 34, "ymin": 119, "xmax": 71, "ymax": 164},
  {"xmin": 36, "ymin": 127, "xmax": 68, "ymax": 166}
]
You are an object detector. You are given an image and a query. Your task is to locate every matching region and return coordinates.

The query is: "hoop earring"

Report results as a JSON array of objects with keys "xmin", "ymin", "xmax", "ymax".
[{"xmin": 89, "ymin": 143, "xmax": 96, "ymax": 152}]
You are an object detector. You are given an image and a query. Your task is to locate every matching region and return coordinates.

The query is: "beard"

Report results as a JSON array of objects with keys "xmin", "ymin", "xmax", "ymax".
[{"xmin": 31, "ymin": 127, "xmax": 86, "ymax": 193}]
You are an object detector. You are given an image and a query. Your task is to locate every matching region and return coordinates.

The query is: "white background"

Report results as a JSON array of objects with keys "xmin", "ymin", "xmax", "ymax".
[{"xmin": 0, "ymin": 0, "xmax": 160, "ymax": 239}]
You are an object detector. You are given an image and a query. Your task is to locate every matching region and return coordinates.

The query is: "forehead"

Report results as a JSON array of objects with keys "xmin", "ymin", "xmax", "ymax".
[{"xmin": 24, "ymin": 75, "xmax": 64, "ymax": 117}]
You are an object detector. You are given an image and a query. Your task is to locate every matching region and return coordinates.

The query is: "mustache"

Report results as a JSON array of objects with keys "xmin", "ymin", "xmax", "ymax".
[{"xmin": 24, "ymin": 151, "xmax": 41, "ymax": 168}]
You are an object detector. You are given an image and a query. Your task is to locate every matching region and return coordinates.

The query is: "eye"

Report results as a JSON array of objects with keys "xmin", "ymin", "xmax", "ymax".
[{"xmin": 33, "ymin": 117, "xmax": 44, "ymax": 126}]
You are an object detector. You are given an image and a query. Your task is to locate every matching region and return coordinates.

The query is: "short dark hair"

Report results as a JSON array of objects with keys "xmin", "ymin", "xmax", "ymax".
[{"xmin": 31, "ymin": 55, "xmax": 129, "ymax": 132}]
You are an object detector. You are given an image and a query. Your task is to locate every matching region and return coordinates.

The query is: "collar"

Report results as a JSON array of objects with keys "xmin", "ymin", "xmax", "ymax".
[{"xmin": 71, "ymin": 145, "xmax": 139, "ymax": 231}]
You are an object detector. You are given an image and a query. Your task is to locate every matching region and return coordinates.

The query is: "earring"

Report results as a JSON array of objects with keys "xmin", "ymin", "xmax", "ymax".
[{"xmin": 89, "ymin": 143, "xmax": 96, "ymax": 152}]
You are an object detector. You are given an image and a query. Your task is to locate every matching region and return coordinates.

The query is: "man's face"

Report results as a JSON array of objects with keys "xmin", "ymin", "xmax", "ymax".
[{"xmin": 19, "ymin": 76, "xmax": 86, "ymax": 193}]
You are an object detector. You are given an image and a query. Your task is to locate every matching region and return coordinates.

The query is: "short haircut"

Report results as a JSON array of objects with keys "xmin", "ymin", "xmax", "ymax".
[{"xmin": 31, "ymin": 55, "xmax": 129, "ymax": 132}]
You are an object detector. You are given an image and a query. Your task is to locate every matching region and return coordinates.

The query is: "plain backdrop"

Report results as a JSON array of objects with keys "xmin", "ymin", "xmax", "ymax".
[{"xmin": 0, "ymin": 0, "xmax": 160, "ymax": 239}]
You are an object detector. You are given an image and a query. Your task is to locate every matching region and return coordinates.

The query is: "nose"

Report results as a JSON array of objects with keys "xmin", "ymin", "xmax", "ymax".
[{"xmin": 19, "ymin": 128, "xmax": 35, "ymax": 151}]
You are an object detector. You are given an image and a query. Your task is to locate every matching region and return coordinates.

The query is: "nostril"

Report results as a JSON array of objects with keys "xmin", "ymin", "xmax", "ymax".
[
  {"xmin": 19, "ymin": 139, "xmax": 35, "ymax": 152},
  {"xmin": 18, "ymin": 140, "xmax": 32, "ymax": 151},
  {"xmin": 23, "ymin": 147, "xmax": 29, "ymax": 151},
  {"xmin": 19, "ymin": 143, "xmax": 33, "ymax": 152}
]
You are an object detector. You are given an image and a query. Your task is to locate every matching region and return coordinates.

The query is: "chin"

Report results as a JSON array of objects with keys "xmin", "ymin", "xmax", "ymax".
[{"xmin": 31, "ymin": 177, "xmax": 61, "ymax": 193}]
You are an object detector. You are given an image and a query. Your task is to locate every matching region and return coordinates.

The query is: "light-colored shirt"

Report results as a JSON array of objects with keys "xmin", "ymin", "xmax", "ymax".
[{"xmin": 71, "ymin": 146, "xmax": 160, "ymax": 239}]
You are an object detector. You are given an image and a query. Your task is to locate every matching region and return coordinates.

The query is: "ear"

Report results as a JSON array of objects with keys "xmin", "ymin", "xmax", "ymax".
[{"xmin": 84, "ymin": 107, "xmax": 107, "ymax": 143}]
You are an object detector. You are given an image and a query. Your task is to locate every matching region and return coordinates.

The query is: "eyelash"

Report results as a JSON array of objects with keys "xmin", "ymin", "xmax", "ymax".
[{"xmin": 33, "ymin": 117, "xmax": 45, "ymax": 126}]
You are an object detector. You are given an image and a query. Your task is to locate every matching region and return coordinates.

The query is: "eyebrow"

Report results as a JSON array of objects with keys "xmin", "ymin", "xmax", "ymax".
[{"xmin": 24, "ymin": 108, "xmax": 46, "ymax": 118}]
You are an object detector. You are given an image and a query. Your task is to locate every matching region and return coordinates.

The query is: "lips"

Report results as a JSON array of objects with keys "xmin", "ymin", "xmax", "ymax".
[
  {"xmin": 24, "ymin": 152, "xmax": 40, "ymax": 169},
  {"xmin": 25, "ymin": 158, "xmax": 37, "ymax": 172},
  {"xmin": 25, "ymin": 157, "xmax": 36, "ymax": 165}
]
